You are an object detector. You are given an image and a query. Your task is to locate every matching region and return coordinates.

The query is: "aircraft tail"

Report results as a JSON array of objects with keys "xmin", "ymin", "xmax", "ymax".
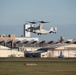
[{"xmin": 49, "ymin": 27, "xmax": 57, "ymax": 34}]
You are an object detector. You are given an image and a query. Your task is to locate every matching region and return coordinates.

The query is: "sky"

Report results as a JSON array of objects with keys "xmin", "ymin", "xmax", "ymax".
[{"xmin": 0, "ymin": 0, "xmax": 76, "ymax": 40}]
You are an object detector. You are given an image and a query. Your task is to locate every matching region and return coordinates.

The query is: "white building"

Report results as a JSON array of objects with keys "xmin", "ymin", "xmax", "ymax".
[
  {"xmin": 41, "ymin": 44, "xmax": 76, "ymax": 58},
  {"xmin": 55, "ymin": 44, "xmax": 76, "ymax": 58},
  {"xmin": 15, "ymin": 37, "xmax": 39, "ymax": 41},
  {"xmin": 24, "ymin": 24, "xmax": 31, "ymax": 37},
  {"xmin": 0, "ymin": 45, "xmax": 24, "ymax": 57},
  {"xmin": 25, "ymin": 44, "xmax": 76, "ymax": 58}
]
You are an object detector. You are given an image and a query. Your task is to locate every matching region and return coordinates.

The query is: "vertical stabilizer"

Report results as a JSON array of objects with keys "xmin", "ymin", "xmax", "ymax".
[{"xmin": 49, "ymin": 27, "xmax": 57, "ymax": 33}]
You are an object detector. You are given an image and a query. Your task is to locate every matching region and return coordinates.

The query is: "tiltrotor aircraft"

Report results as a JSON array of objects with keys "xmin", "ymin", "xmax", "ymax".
[{"xmin": 25, "ymin": 21, "xmax": 57, "ymax": 35}]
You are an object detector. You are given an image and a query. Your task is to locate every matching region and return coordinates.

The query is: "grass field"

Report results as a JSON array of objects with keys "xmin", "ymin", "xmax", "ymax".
[{"xmin": 0, "ymin": 58, "xmax": 76, "ymax": 75}]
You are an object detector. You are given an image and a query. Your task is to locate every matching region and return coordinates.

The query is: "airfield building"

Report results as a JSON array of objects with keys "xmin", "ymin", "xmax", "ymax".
[
  {"xmin": 25, "ymin": 44, "xmax": 76, "ymax": 58},
  {"xmin": 0, "ymin": 45, "xmax": 24, "ymax": 57}
]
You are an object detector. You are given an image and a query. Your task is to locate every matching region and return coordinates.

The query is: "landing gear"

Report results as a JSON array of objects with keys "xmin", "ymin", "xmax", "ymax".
[{"xmin": 38, "ymin": 33, "xmax": 42, "ymax": 35}]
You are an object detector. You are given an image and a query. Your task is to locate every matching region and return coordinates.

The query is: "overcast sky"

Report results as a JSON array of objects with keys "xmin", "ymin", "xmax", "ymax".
[{"xmin": 0, "ymin": 0, "xmax": 76, "ymax": 40}]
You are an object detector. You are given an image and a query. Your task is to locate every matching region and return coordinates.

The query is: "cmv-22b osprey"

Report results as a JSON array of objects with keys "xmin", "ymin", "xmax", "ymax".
[{"xmin": 25, "ymin": 21, "xmax": 57, "ymax": 35}]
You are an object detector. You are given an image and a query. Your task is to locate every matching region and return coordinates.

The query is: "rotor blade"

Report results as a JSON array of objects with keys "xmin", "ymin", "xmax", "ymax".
[
  {"xmin": 38, "ymin": 21, "xmax": 50, "ymax": 23},
  {"xmin": 26, "ymin": 21, "xmax": 37, "ymax": 24}
]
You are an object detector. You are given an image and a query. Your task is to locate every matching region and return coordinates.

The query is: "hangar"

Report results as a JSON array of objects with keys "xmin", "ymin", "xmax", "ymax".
[
  {"xmin": 0, "ymin": 45, "xmax": 24, "ymax": 57},
  {"xmin": 55, "ymin": 44, "xmax": 76, "ymax": 58},
  {"xmin": 25, "ymin": 44, "xmax": 76, "ymax": 58}
]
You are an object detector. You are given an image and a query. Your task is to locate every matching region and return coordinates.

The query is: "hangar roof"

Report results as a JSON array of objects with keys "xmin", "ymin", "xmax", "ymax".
[
  {"xmin": 56, "ymin": 44, "xmax": 76, "ymax": 50},
  {"xmin": 0, "ymin": 45, "xmax": 10, "ymax": 50}
]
